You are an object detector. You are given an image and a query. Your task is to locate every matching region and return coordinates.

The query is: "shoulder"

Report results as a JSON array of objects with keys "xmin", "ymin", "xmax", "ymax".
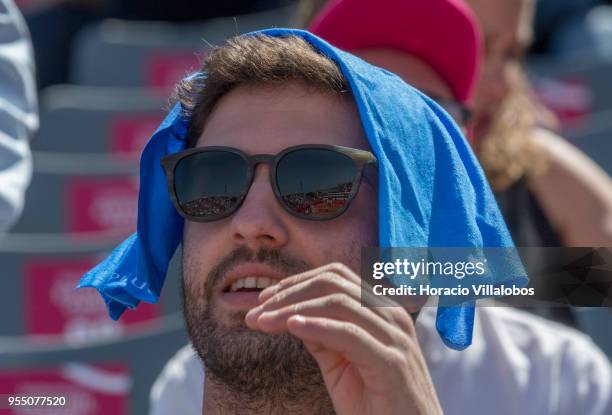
[
  {"xmin": 418, "ymin": 306, "xmax": 611, "ymax": 415},
  {"xmin": 149, "ymin": 344, "xmax": 203, "ymax": 415},
  {"xmin": 479, "ymin": 306, "xmax": 608, "ymax": 366},
  {"xmin": 479, "ymin": 307, "xmax": 611, "ymax": 414},
  {"xmin": 480, "ymin": 306, "xmax": 603, "ymax": 355}
]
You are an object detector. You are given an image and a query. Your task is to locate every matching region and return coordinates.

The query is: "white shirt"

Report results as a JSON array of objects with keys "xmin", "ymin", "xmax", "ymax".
[{"xmin": 149, "ymin": 307, "xmax": 612, "ymax": 415}]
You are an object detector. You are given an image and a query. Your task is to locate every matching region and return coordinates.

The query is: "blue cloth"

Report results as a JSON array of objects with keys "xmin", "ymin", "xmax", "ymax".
[{"xmin": 78, "ymin": 28, "xmax": 527, "ymax": 350}]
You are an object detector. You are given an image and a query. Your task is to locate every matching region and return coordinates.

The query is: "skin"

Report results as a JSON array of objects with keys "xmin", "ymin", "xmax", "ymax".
[
  {"xmin": 529, "ymin": 130, "xmax": 612, "ymax": 246},
  {"xmin": 466, "ymin": 0, "xmax": 534, "ymax": 140},
  {"xmin": 467, "ymin": 0, "xmax": 612, "ymax": 246},
  {"xmin": 184, "ymin": 82, "xmax": 443, "ymax": 415}
]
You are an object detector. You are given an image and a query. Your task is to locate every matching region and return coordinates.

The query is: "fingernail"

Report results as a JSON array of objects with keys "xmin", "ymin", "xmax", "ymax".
[{"xmin": 258, "ymin": 310, "xmax": 278, "ymax": 323}]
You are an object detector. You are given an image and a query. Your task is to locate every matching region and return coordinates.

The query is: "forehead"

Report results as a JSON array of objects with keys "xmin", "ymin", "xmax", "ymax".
[{"xmin": 195, "ymin": 82, "xmax": 369, "ymax": 154}]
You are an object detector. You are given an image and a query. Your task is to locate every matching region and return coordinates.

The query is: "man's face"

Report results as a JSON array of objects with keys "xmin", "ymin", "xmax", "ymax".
[{"xmin": 181, "ymin": 81, "xmax": 377, "ymax": 402}]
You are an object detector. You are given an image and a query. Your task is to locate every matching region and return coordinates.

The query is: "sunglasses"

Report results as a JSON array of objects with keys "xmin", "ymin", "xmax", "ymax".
[
  {"xmin": 161, "ymin": 144, "xmax": 377, "ymax": 222},
  {"xmin": 428, "ymin": 94, "xmax": 472, "ymax": 126}
]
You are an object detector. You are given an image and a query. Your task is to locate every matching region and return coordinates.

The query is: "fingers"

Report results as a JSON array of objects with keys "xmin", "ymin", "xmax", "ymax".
[
  {"xmin": 285, "ymin": 315, "xmax": 399, "ymax": 372},
  {"xmin": 258, "ymin": 262, "xmax": 359, "ymax": 302},
  {"xmin": 246, "ymin": 293, "xmax": 404, "ymax": 346},
  {"xmin": 254, "ymin": 263, "xmax": 417, "ymax": 337},
  {"xmin": 287, "ymin": 315, "xmax": 403, "ymax": 382},
  {"xmin": 256, "ymin": 270, "xmax": 359, "ymax": 315}
]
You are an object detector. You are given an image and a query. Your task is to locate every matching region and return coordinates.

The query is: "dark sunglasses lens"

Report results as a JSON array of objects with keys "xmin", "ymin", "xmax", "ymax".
[
  {"xmin": 276, "ymin": 149, "xmax": 357, "ymax": 218},
  {"xmin": 174, "ymin": 151, "xmax": 247, "ymax": 219}
]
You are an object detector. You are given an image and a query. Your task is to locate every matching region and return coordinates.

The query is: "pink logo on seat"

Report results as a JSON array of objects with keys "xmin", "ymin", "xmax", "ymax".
[
  {"xmin": 110, "ymin": 115, "xmax": 163, "ymax": 160},
  {"xmin": 147, "ymin": 51, "xmax": 202, "ymax": 91},
  {"xmin": 67, "ymin": 178, "xmax": 139, "ymax": 235},
  {"xmin": 25, "ymin": 258, "xmax": 160, "ymax": 340}
]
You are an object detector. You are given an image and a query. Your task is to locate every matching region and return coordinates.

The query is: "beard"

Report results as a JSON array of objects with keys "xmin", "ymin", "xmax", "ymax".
[{"xmin": 181, "ymin": 246, "xmax": 335, "ymax": 414}]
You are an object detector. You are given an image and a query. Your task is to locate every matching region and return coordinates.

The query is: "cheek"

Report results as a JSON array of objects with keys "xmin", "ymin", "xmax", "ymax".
[
  {"xmin": 292, "ymin": 224, "xmax": 373, "ymax": 273},
  {"xmin": 292, "ymin": 186, "xmax": 378, "ymax": 270},
  {"xmin": 505, "ymin": 62, "xmax": 522, "ymax": 85},
  {"xmin": 354, "ymin": 183, "xmax": 379, "ymax": 243},
  {"xmin": 182, "ymin": 222, "xmax": 224, "ymax": 284}
]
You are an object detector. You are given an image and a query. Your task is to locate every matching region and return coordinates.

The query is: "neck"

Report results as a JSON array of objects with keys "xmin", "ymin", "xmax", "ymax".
[{"xmin": 202, "ymin": 372, "xmax": 335, "ymax": 415}]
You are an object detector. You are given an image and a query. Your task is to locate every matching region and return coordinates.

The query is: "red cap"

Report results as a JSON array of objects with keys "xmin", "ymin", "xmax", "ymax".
[{"xmin": 309, "ymin": 0, "xmax": 482, "ymax": 103}]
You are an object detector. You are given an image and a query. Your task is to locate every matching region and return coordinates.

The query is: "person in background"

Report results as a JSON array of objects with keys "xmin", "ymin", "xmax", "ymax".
[
  {"xmin": 304, "ymin": 0, "xmax": 612, "ymax": 254},
  {"xmin": 0, "ymin": 0, "xmax": 38, "ymax": 233},
  {"xmin": 307, "ymin": 0, "xmax": 612, "ymax": 328},
  {"xmin": 462, "ymin": 0, "xmax": 609, "ymax": 326},
  {"xmin": 466, "ymin": 0, "xmax": 612, "ymax": 327},
  {"xmin": 308, "ymin": 0, "xmax": 475, "ymax": 128},
  {"xmin": 147, "ymin": 2, "xmax": 611, "ymax": 415},
  {"xmin": 467, "ymin": 0, "xmax": 612, "ymax": 250}
]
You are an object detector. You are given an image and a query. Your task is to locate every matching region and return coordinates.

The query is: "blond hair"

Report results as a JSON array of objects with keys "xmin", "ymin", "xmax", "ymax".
[{"xmin": 477, "ymin": 71, "xmax": 555, "ymax": 190}]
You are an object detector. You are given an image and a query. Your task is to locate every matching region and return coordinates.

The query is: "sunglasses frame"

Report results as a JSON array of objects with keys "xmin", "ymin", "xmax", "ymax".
[
  {"xmin": 428, "ymin": 94, "xmax": 472, "ymax": 125},
  {"xmin": 161, "ymin": 144, "xmax": 377, "ymax": 222}
]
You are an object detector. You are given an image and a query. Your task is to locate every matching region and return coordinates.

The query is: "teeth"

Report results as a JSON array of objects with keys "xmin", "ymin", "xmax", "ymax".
[
  {"xmin": 257, "ymin": 277, "xmax": 271, "ymax": 288},
  {"xmin": 229, "ymin": 277, "xmax": 276, "ymax": 292},
  {"xmin": 230, "ymin": 279, "xmax": 244, "ymax": 292}
]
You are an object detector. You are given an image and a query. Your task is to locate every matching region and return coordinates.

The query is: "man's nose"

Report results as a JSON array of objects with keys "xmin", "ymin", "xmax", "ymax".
[{"xmin": 228, "ymin": 164, "xmax": 289, "ymax": 249}]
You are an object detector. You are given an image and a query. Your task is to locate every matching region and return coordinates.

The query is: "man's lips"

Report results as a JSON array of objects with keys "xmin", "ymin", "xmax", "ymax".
[
  {"xmin": 217, "ymin": 263, "xmax": 284, "ymax": 310},
  {"xmin": 220, "ymin": 291, "xmax": 265, "ymax": 310}
]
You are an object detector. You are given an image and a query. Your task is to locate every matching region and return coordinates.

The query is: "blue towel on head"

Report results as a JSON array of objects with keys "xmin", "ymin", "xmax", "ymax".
[{"xmin": 78, "ymin": 28, "xmax": 527, "ymax": 350}]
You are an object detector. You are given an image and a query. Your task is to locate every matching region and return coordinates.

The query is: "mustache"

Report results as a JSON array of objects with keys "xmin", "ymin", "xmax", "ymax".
[{"xmin": 204, "ymin": 246, "xmax": 313, "ymax": 294}]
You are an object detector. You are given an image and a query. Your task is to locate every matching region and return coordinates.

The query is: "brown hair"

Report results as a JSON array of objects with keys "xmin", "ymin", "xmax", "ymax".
[
  {"xmin": 477, "ymin": 70, "xmax": 555, "ymax": 190},
  {"xmin": 173, "ymin": 34, "xmax": 349, "ymax": 147}
]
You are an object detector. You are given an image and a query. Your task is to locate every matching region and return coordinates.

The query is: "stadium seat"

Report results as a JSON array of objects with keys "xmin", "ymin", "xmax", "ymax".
[
  {"xmin": 11, "ymin": 152, "xmax": 139, "ymax": 234},
  {"xmin": 0, "ymin": 231, "xmax": 185, "ymax": 414},
  {"xmin": 563, "ymin": 109, "xmax": 612, "ymax": 174},
  {"xmin": 0, "ymin": 232, "xmax": 183, "ymax": 339},
  {"xmin": 69, "ymin": 5, "xmax": 296, "ymax": 90},
  {"xmin": 527, "ymin": 56, "xmax": 612, "ymax": 127},
  {"xmin": 0, "ymin": 313, "xmax": 187, "ymax": 414},
  {"xmin": 32, "ymin": 85, "xmax": 167, "ymax": 157}
]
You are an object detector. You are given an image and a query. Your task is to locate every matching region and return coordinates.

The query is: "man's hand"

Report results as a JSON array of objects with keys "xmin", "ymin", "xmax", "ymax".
[{"xmin": 245, "ymin": 263, "xmax": 444, "ymax": 415}]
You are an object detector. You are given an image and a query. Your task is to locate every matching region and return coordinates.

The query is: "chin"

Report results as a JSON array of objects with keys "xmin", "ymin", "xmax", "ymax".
[{"xmin": 211, "ymin": 301, "xmax": 248, "ymax": 328}]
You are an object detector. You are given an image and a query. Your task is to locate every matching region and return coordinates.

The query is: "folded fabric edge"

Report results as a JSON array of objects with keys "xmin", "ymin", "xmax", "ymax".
[
  {"xmin": 75, "ymin": 280, "xmax": 135, "ymax": 321},
  {"xmin": 436, "ymin": 302, "xmax": 475, "ymax": 351},
  {"xmin": 434, "ymin": 270, "xmax": 527, "ymax": 350}
]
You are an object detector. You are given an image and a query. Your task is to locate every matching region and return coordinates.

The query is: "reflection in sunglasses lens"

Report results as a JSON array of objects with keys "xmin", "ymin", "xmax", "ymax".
[
  {"xmin": 174, "ymin": 151, "xmax": 248, "ymax": 218},
  {"xmin": 277, "ymin": 149, "xmax": 356, "ymax": 218}
]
